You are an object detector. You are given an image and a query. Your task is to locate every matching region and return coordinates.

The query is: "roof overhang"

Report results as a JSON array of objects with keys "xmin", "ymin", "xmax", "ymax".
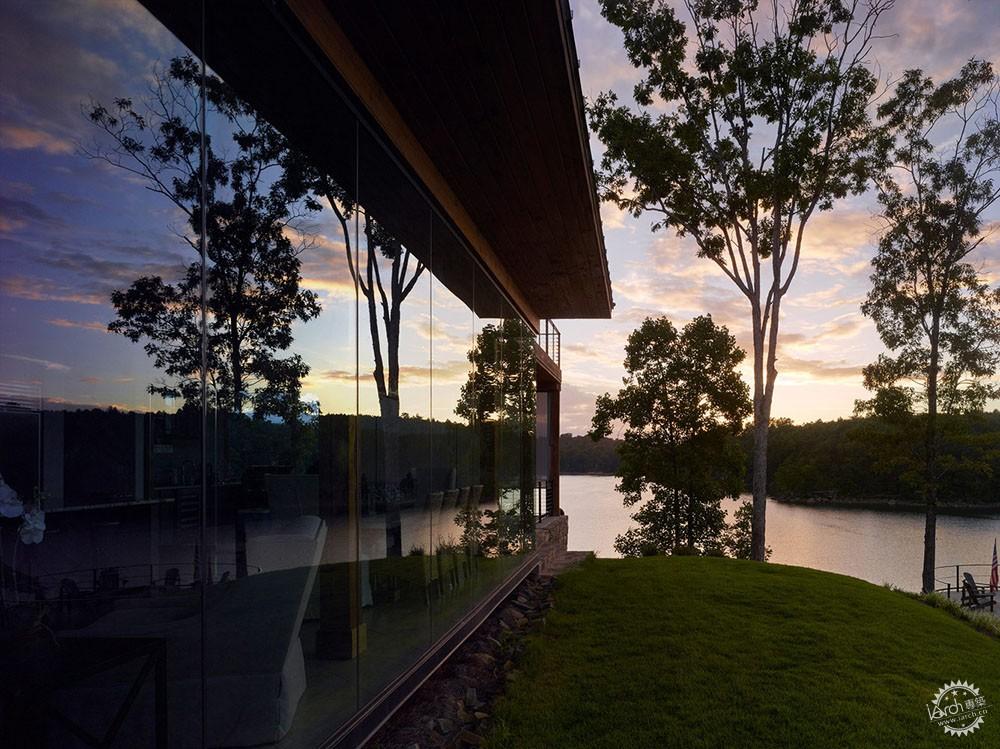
[{"xmin": 140, "ymin": 0, "xmax": 613, "ymax": 327}]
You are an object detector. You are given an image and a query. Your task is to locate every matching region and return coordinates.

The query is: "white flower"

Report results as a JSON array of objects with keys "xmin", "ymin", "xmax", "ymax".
[
  {"xmin": 19, "ymin": 506, "xmax": 45, "ymax": 545},
  {"xmin": 0, "ymin": 475, "xmax": 23, "ymax": 519}
]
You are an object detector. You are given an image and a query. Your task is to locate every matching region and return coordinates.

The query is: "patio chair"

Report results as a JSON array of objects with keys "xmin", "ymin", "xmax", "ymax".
[{"xmin": 962, "ymin": 572, "xmax": 996, "ymax": 612}]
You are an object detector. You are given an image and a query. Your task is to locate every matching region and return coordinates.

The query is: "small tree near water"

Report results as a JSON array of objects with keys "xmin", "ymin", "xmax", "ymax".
[{"xmin": 589, "ymin": 316, "xmax": 752, "ymax": 557}]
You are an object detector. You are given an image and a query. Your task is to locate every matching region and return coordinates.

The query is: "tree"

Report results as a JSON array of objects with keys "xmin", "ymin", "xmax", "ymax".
[
  {"xmin": 455, "ymin": 318, "xmax": 537, "ymax": 544},
  {"xmin": 85, "ymin": 56, "xmax": 323, "ymax": 420},
  {"xmin": 588, "ymin": 0, "xmax": 891, "ymax": 560},
  {"xmin": 857, "ymin": 60, "xmax": 1000, "ymax": 592},
  {"xmin": 455, "ymin": 319, "xmax": 536, "ymax": 427},
  {"xmin": 589, "ymin": 315, "xmax": 751, "ymax": 556},
  {"xmin": 321, "ymin": 195, "xmax": 426, "ymax": 423}
]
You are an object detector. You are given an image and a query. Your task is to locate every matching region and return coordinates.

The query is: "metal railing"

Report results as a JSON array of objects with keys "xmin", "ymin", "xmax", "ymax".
[
  {"xmin": 933, "ymin": 563, "xmax": 995, "ymax": 600},
  {"xmin": 534, "ymin": 479, "xmax": 554, "ymax": 523},
  {"xmin": 537, "ymin": 319, "xmax": 561, "ymax": 368}
]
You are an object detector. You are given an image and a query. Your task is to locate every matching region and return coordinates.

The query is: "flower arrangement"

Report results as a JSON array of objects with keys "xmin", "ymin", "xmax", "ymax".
[{"xmin": 0, "ymin": 473, "xmax": 45, "ymax": 544}]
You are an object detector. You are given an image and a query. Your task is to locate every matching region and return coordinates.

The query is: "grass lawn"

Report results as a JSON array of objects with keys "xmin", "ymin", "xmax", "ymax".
[{"xmin": 487, "ymin": 557, "xmax": 1000, "ymax": 748}]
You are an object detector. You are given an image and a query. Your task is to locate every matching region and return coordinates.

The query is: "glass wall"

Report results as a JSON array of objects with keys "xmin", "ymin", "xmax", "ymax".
[{"xmin": 0, "ymin": 2, "xmax": 536, "ymax": 748}]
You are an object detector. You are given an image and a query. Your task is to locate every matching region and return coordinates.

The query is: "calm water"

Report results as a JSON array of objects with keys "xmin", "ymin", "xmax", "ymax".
[{"xmin": 560, "ymin": 474, "xmax": 1000, "ymax": 592}]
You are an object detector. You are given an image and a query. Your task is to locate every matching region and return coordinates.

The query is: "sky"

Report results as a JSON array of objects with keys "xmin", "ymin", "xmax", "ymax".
[
  {"xmin": 1, "ymin": 0, "xmax": 999, "ymax": 435},
  {"xmin": 555, "ymin": 0, "xmax": 1000, "ymax": 434}
]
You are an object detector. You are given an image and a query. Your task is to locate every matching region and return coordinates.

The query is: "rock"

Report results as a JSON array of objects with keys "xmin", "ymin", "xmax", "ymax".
[
  {"xmin": 470, "ymin": 652, "xmax": 495, "ymax": 667},
  {"xmin": 465, "ymin": 687, "xmax": 478, "ymax": 707},
  {"xmin": 437, "ymin": 717, "xmax": 456, "ymax": 734},
  {"xmin": 457, "ymin": 729, "xmax": 485, "ymax": 746},
  {"xmin": 474, "ymin": 711, "xmax": 489, "ymax": 720}
]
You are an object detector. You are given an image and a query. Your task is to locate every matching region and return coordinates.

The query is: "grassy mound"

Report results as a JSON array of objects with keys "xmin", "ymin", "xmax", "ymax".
[{"xmin": 487, "ymin": 557, "xmax": 1000, "ymax": 748}]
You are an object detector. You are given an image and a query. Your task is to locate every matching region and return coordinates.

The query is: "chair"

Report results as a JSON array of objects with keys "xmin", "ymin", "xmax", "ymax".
[{"xmin": 961, "ymin": 572, "xmax": 996, "ymax": 612}]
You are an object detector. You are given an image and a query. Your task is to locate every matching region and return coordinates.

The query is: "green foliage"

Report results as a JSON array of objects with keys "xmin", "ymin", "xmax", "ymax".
[
  {"xmin": 559, "ymin": 434, "xmax": 621, "ymax": 474},
  {"xmin": 88, "ymin": 56, "xmax": 325, "ymax": 420},
  {"xmin": 719, "ymin": 500, "xmax": 771, "ymax": 560},
  {"xmin": 746, "ymin": 413, "xmax": 1000, "ymax": 504},
  {"xmin": 455, "ymin": 319, "xmax": 536, "ymax": 427},
  {"xmin": 859, "ymin": 60, "xmax": 1000, "ymax": 421},
  {"xmin": 590, "ymin": 1, "xmax": 885, "ymax": 247},
  {"xmin": 590, "ymin": 315, "xmax": 751, "ymax": 556},
  {"xmin": 588, "ymin": 0, "xmax": 892, "ymax": 560}
]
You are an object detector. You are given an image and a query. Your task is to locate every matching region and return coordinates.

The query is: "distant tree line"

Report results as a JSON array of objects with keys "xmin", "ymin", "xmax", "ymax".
[
  {"xmin": 747, "ymin": 413, "xmax": 1000, "ymax": 506},
  {"xmin": 559, "ymin": 434, "xmax": 621, "ymax": 475},
  {"xmin": 562, "ymin": 411, "xmax": 1000, "ymax": 506}
]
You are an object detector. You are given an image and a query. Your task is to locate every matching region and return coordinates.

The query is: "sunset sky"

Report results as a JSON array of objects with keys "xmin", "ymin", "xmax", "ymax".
[
  {"xmin": 1, "ymin": 0, "xmax": 999, "ymax": 435},
  {"xmin": 555, "ymin": 0, "xmax": 1000, "ymax": 434}
]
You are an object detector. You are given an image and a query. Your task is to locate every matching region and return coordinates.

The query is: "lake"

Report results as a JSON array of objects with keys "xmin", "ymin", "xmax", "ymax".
[{"xmin": 559, "ymin": 474, "xmax": 1000, "ymax": 592}]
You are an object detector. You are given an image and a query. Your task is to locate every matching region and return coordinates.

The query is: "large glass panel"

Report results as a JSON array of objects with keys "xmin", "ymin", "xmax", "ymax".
[
  {"xmin": 429, "ymin": 218, "xmax": 479, "ymax": 638},
  {"xmin": 0, "ymin": 2, "xmax": 205, "ymax": 746},
  {"xmin": 470, "ymin": 268, "xmax": 537, "ymax": 592},
  {"xmin": 356, "ymin": 127, "xmax": 433, "ymax": 703},
  {"xmin": 199, "ymin": 13, "xmax": 362, "ymax": 747}
]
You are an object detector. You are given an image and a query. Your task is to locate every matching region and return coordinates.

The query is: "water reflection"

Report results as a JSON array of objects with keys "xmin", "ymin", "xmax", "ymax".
[{"xmin": 560, "ymin": 475, "xmax": 1000, "ymax": 591}]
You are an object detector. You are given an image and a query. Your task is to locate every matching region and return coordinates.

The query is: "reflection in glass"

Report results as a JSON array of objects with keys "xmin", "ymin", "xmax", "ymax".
[
  {"xmin": 0, "ymin": 2, "xmax": 207, "ymax": 746},
  {"xmin": 1, "ymin": 3, "xmax": 539, "ymax": 746}
]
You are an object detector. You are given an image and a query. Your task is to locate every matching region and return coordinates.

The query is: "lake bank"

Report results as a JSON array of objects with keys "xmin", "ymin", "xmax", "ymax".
[{"xmin": 560, "ymin": 473, "xmax": 999, "ymax": 515}]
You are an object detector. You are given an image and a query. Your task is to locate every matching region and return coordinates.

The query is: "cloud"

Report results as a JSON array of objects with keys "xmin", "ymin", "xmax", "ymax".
[
  {"xmin": 0, "ymin": 124, "xmax": 73, "ymax": 154},
  {"xmin": 0, "ymin": 194, "xmax": 66, "ymax": 233},
  {"xmin": 47, "ymin": 318, "xmax": 108, "ymax": 332},
  {"xmin": 318, "ymin": 359, "xmax": 472, "ymax": 387},
  {"xmin": 778, "ymin": 355, "xmax": 863, "ymax": 382},
  {"xmin": 1, "ymin": 353, "xmax": 70, "ymax": 371},
  {"xmin": 0, "ymin": 274, "xmax": 106, "ymax": 305}
]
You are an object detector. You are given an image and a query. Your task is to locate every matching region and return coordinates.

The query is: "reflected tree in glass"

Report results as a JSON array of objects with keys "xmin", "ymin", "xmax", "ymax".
[
  {"xmin": 455, "ymin": 318, "xmax": 536, "ymax": 555},
  {"xmin": 84, "ymin": 55, "xmax": 326, "ymax": 421}
]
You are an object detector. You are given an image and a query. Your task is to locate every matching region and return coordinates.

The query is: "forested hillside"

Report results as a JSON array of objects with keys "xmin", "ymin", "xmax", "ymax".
[{"xmin": 560, "ymin": 412, "xmax": 1000, "ymax": 505}]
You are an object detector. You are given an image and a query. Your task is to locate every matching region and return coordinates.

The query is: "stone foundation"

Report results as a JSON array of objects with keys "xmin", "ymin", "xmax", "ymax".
[{"xmin": 536, "ymin": 513, "xmax": 569, "ymax": 574}]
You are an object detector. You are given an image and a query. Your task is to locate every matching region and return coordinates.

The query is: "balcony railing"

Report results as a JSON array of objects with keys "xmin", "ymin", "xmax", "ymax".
[{"xmin": 537, "ymin": 319, "xmax": 561, "ymax": 368}]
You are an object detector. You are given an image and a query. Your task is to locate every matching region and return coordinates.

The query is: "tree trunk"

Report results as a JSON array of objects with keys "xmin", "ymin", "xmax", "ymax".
[
  {"xmin": 379, "ymin": 391, "xmax": 402, "ymax": 557},
  {"xmin": 922, "ymin": 324, "xmax": 940, "ymax": 593},
  {"xmin": 750, "ymin": 313, "xmax": 769, "ymax": 562},
  {"xmin": 230, "ymin": 317, "xmax": 242, "ymax": 415}
]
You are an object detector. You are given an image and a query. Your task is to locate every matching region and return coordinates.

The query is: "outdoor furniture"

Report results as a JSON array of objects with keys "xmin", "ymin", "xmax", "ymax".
[
  {"xmin": 443, "ymin": 489, "xmax": 460, "ymax": 510},
  {"xmin": 961, "ymin": 572, "xmax": 996, "ymax": 612}
]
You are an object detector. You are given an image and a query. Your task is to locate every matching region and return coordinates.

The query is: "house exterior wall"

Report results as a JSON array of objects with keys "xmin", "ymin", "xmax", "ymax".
[{"xmin": 0, "ymin": 2, "xmax": 547, "ymax": 747}]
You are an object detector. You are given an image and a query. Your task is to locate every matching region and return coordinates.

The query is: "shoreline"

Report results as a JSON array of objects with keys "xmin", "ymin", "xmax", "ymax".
[
  {"xmin": 560, "ymin": 475, "xmax": 1000, "ymax": 516},
  {"xmin": 770, "ymin": 496, "xmax": 1000, "ymax": 516}
]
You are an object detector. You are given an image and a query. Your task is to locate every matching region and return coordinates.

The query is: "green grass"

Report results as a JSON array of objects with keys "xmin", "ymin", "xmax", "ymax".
[{"xmin": 487, "ymin": 557, "xmax": 1000, "ymax": 749}]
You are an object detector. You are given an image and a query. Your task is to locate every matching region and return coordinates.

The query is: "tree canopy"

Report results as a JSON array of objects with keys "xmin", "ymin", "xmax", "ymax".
[
  {"xmin": 86, "ymin": 56, "xmax": 325, "ymax": 420},
  {"xmin": 590, "ymin": 315, "xmax": 752, "ymax": 556},
  {"xmin": 857, "ymin": 59, "xmax": 1000, "ymax": 592},
  {"xmin": 588, "ymin": 0, "xmax": 893, "ymax": 560}
]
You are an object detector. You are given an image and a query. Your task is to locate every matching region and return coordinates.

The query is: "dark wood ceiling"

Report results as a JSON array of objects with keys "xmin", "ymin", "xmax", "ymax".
[{"xmin": 325, "ymin": 0, "xmax": 612, "ymax": 320}]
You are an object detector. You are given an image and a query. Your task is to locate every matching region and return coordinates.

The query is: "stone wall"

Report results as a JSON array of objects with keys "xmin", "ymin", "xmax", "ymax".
[{"xmin": 535, "ymin": 513, "xmax": 568, "ymax": 574}]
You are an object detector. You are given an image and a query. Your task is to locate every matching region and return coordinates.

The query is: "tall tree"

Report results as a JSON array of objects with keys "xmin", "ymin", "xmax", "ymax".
[
  {"xmin": 589, "ymin": 316, "xmax": 751, "ymax": 556},
  {"xmin": 588, "ymin": 0, "xmax": 891, "ymax": 560},
  {"xmin": 857, "ymin": 60, "xmax": 1000, "ymax": 592},
  {"xmin": 322, "ymin": 194, "xmax": 426, "ymax": 423},
  {"xmin": 85, "ymin": 56, "xmax": 323, "ymax": 420}
]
